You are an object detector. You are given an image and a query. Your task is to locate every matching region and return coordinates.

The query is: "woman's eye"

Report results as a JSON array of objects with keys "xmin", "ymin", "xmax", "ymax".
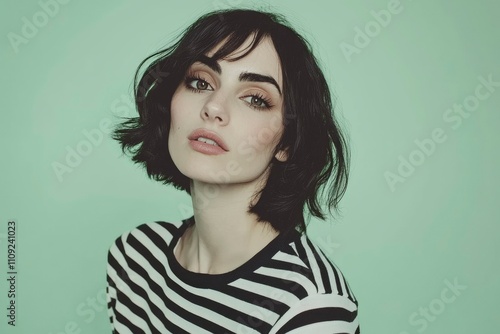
[
  {"xmin": 194, "ymin": 80, "xmax": 209, "ymax": 90},
  {"xmin": 242, "ymin": 95, "xmax": 272, "ymax": 110},
  {"xmin": 250, "ymin": 96, "xmax": 265, "ymax": 107},
  {"xmin": 186, "ymin": 77, "xmax": 213, "ymax": 91}
]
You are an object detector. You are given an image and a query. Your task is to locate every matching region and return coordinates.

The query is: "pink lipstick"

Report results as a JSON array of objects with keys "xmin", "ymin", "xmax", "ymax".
[{"xmin": 188, "ymin": 128, "xmax": 229, "ymax": 155}]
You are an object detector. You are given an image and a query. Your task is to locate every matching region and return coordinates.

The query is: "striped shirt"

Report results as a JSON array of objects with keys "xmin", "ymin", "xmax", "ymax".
[{"xmin": 106, "ymin": 217, "xmax": 360, "ymax": 333}]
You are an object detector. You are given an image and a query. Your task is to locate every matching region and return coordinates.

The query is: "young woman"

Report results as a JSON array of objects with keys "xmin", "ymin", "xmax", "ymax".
[{"xmin": 106, "ymin": 8, "xmax": 360, "ymax": 333}]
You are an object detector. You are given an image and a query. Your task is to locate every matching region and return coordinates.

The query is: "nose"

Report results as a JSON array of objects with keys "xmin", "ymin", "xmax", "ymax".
[{"xmin": 201, "ymin": 92, "xmax": 229, "ymax": 125}]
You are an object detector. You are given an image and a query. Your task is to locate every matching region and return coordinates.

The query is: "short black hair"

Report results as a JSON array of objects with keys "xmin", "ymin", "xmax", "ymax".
[{"xmin": 113, "ymin": 8, "xmax": 350, "ymax": 234}]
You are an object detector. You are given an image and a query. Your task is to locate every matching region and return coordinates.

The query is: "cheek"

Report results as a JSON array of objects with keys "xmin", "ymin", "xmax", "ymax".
[
  {"xmin": 170, "ymin": 91, "xmax": 190, "ymax": 133},
  {"xmin": 168, "ymin": 93, "xmax": 184, "ymax": 151},
  {"xmin": 251, "ymin": 115, "xmax": 284, "ymax": 151},
  {"xmin": 256, "ymin": 128, "xmax": 279, "ymax": 149},
  {"xmin": 170, "ymin": 92, "xmax": 181, "ymax": 126},
  {"xmin": 233, "ymin": 115, "xmax": 283, "ymax": 165}
]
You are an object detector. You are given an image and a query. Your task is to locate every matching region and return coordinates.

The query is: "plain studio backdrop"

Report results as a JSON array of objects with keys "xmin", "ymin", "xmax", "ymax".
[{"xmin": 1, "ymin": 0, "xmax": 499, "ymax": 333}]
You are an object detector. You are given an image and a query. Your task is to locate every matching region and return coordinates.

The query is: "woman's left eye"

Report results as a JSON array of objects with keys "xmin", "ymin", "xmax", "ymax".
[{"xmin": 242, "ymin": 94, "xmax": 273, "ymax": 110}]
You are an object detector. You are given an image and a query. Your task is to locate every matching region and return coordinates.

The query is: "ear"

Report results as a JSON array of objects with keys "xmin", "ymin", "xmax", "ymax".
[{"xmin": 274, "ymin": 148, "xmax": 288, "ymax": 162}]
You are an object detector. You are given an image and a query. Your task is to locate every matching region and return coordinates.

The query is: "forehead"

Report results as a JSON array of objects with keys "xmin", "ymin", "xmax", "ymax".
[{"xmin": 204, "ymin": 35, "xmax": 283, "ymax": 87}]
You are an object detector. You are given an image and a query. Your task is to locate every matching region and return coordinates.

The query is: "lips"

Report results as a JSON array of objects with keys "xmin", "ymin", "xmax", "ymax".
[{"xmin": 188, "ymin": 128, "xmax": 229, "ymax": 151}]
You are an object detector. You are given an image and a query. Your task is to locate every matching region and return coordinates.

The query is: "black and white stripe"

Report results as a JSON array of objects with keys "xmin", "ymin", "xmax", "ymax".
[{"xmin": 106, "ymin": 218, "xmax": 360, "ymax": 333}]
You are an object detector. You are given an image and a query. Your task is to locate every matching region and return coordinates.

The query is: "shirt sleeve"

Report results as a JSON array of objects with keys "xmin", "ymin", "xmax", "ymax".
[
  {"xmin": 269, "ymin": 293, "xmax": 360, "ymax": 334},
  {"xmin": 106, "ymin": 232, "xmax": 134, "ymax": 334},
  {"xmin": 106, "ymin": 237, "xmax": 120, "ymax": 333}
]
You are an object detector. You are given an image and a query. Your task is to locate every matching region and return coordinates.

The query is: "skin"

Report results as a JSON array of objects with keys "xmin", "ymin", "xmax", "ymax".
[{"xmin": 168, "ymin": 35, "xmax": 288, "ymax": 274}]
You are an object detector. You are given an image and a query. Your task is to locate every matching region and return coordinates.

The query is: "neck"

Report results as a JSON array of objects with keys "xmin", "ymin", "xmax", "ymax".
[{"xmin": 176, "ymin": 177, "xmax": 279, "ymax": 275}]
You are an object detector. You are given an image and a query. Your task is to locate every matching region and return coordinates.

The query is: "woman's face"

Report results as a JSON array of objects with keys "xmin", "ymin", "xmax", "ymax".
[{"xmin": 168, "ymin": 36, "xmax": 287, "ymax": 187}]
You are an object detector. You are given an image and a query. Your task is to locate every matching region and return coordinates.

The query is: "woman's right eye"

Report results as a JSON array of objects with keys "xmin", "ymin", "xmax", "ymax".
[{"xmin": 185, "ymin": 76, "xmax": 213, "ymax": 91}]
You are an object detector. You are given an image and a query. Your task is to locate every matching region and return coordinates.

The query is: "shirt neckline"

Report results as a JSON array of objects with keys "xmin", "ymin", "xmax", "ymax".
[{"xmin": 167, "ymin": 216, "xmax": 300, "ymax": 288}]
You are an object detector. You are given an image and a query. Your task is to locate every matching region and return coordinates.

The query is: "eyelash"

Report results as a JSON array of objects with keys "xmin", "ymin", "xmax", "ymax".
[
  {"xmin": 183, "ymin": 74, "xmax": 274, "ymax": 111},
  {"xmin": 184, "ymin": 74, "xmax": 210, "ymax": 93},
  {"xmin": 244, "ymin": 92, "xmax": 273, "ymax": 111}
]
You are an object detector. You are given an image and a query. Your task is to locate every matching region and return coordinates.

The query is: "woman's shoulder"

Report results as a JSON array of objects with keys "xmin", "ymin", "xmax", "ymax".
[
  {"xmin": 275, "ymin": 231, "xmax": 358, "ymax": 305},
  {"xmin": 252, "ymin": 231, "xmax": 360, "ymax": 331},
  {"xmin": 106, "ymin": 216, "xmax": 191, "ymax": 257}
]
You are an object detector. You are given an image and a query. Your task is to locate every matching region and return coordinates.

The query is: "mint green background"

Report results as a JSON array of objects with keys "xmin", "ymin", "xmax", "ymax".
[{"xmin": 1, "ymin": 0, "xmax": 499, "ymax": 333}]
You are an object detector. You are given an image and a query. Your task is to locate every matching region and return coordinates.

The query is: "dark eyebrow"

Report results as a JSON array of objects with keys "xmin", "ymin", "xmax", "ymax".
[
  {"xmin": 193, "ymin": 55, "xmax": 282, "ymax": 96},
  {"xmin": 239, "ymin": 72, "xmax": 282, "ymax": 96},
  {"xmin": 194, "ymin": 55, "xmax": 221, "ymax": 74}
]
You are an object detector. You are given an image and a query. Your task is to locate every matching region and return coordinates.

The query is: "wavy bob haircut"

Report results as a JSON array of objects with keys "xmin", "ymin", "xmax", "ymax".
[{"xmin": 113, "ymin": 8, "xmax": 350, "ymax": 234}]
